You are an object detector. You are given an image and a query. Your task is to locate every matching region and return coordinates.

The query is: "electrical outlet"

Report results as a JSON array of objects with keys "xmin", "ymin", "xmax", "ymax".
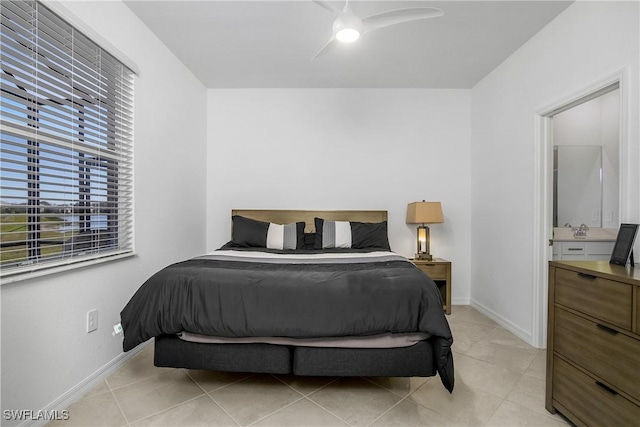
[
  {"xmin": 112, "ymin": 323, "xmax": 123, "ymax": 337},
  {"xmin": 87, "ymin": 309, "xmax": 98, "ymax": 333}
]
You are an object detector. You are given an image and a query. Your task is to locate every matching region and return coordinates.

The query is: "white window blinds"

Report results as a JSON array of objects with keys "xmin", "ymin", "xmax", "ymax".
[{"xmin": 1, "ymin": 0, "xmax": 134, "ymax": 278}]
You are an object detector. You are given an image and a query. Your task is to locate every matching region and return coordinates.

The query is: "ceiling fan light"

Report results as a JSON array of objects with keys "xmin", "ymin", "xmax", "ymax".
[{"xmin": 336, "ymin": 28, "xmax": 360, "ymax": 43}]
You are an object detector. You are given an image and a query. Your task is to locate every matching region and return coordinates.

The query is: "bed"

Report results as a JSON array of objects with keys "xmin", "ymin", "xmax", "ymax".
[{"xmin": 120, "ymin": 210, "xmax": 454, "ymax": 392}]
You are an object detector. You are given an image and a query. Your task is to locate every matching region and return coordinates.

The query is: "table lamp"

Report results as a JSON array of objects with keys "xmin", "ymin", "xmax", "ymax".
[{"xmin": 406, "ymin": 201, "xmax": 444, "ymax": 260}]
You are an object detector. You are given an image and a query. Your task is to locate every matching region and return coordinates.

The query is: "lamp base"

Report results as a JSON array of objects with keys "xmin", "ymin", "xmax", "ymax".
[{"xmin": 415, "ymin": 253, "xmax": 433, "ymax": 261}]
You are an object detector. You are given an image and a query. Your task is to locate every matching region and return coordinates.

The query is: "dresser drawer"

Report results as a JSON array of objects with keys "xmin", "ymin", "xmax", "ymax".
[
  {"xmin": 637, "ymin": 291, "xmax": 640, "ymax": 334},
  {"xmin": 553, "ymin": 356, "xmax": 640, "ymax": 426},
  {"xmin": 555, "ymin": 268, "xmax": 632, "ymax": 330},
  {"xmin": 554, "ymin": 308, "xmax": 640, "ymax": 402}
]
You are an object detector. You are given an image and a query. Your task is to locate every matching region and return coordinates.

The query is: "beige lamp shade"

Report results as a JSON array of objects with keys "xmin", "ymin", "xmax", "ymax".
[{"xmin": 406, "ymin": 201, "xmax": 444, "ymax": 224}]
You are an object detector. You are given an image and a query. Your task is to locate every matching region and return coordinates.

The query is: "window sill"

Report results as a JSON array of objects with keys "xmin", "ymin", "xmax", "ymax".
[{"xmin": 0, "ymin": 251, "xmax": 137, "ymax": 286}]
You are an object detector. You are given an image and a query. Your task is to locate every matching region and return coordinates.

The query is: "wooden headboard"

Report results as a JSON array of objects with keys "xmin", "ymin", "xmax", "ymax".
[{"xmin": 231, "ymin": 209, "xmax": 388, "ymax": 233}]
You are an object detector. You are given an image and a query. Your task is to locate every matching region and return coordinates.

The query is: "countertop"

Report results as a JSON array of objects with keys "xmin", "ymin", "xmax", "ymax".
[{"xmin": 553, "ymin": 227, "xmax": 617, "ymax": 242}]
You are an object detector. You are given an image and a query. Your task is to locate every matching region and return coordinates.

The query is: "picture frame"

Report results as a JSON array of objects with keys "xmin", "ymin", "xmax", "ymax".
[{"xmin": 609, "ymin": 223, "xmax": 639, "ymax": 266}]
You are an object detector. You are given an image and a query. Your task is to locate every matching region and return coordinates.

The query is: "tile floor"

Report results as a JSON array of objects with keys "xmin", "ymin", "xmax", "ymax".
[{"xmin": 47, "ymin": 306, "xmax": 572, "ymax": 427}]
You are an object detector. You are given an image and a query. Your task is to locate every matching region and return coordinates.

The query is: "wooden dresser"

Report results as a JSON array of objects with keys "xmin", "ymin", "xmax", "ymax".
[{"xmin": 546, "ymin": 261, "xmax": 640, "ymax": 426}]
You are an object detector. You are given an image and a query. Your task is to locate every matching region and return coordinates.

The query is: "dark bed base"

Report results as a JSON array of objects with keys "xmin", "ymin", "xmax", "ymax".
[{"xmin": 154, "ymin": 334, "xmax": 437, "ymax": 377}]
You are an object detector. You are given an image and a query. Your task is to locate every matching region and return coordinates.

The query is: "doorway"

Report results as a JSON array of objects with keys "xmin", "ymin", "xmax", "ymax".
[
  {"xmin": 552, "ymin": 86, "xmax": 620, "ymax": 234},
  {"xmin": 533, "ymin": 72, "xmax": 627, "ymax": 348}
]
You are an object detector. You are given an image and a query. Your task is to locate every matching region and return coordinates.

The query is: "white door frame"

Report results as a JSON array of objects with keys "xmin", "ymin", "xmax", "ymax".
[{"xmin": 532, "ymin": 68, "xmax": 629, "ymax": 348}]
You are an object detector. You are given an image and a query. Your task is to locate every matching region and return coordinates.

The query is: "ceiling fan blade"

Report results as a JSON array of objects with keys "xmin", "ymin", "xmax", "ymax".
[
  {"xmin": 311, "ymin": 37, "xmax": 338, "ymax": 60},
  {"xmin": 362, "ymin": 7, "xmax": 444, "ymax": 33},
  {"xmin": 343, "ymin": 0, "xmax": 354, "ymax": 14},
  {"xmin": 312, "ymin": 0, "xmax": 344, "ymax": 16}
]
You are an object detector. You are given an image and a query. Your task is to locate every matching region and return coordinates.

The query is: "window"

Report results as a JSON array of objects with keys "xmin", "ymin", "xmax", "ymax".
[{"xmin": 1, "ymin": 0, "xmax": 134, "ymax": 279}]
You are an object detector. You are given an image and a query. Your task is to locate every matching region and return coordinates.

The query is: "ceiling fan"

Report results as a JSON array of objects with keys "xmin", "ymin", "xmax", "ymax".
[{"xmin": 312, "ymin": 0, "xmax": 444, "ymax": 59}]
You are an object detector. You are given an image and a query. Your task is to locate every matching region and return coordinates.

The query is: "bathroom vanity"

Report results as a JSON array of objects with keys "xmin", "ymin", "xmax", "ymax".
[{"xmin": 552, "ymin": 228, "xmax": 617, "ymax": 261}]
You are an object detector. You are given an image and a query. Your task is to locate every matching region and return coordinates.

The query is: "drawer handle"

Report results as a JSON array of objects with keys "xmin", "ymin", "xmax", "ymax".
[
  {"xmin": 577, "ymin": 272, "xmax": 597, "ymax": 280},
  {"xmin": 595, "ymin": 381, "xmax": 618, "ymax": 396},
  {"xmin": 567, "ymin": 247, "xmax": 584, "ymax": 251},
  {"xmin": 596, "ymin": 324, "xmax": 619, "ymax": 335}
]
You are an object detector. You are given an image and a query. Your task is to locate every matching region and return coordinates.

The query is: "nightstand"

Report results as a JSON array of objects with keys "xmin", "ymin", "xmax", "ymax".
[{"xmin": 410, "ymin": 258, "xmax": 452, "ymax": 315}]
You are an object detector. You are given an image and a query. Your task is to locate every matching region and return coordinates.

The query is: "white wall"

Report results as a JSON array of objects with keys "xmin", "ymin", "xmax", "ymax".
[
  {"xmin": 471, "ymin": 1, "xmax": 639, "ymax": 344},
  {"xmin": 207, "ymin": 89, "xmax": 472, "ymax": 305},
  {"xmin": 0, "ymin": 1, "xmax": 207, "ymax": 423}
]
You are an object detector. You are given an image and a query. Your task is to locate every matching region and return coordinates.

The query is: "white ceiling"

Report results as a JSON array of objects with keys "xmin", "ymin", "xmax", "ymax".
[{"xmin": 124, "ymin": 0, "xmax": 573, "ymax": 88}]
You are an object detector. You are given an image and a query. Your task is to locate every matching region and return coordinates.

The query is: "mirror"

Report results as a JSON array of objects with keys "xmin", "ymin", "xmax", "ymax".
[
  {"xmin": 552, "ymin": 88, "xmax": 620, "ymax": 229},
  {"xmin": 553, "ymin": 145, "xmax": 602, "ymax": 227}
]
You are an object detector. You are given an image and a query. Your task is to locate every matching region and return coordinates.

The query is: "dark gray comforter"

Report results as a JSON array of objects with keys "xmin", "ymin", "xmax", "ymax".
[{"xmin": 120, "ymin": 248, "xmax": 454, "ymax": 391}]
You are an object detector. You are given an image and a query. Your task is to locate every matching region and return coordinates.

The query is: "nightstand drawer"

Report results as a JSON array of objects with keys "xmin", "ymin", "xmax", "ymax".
[
  {"xmin": 555, "ymin": 268, "xmax": 632, "ymax": 330},
  {"xmin": 553, "ymin": 357, "xmax": 640, "ymax": 426},
  {"xmin": 554, "ymin": 308, "xmax": 640, "ymax": 402},
  {"xmin": 410, "ymin": 259, "xmax": 451, "ymax": 315},
  {"xmin": 415, "ymin": 264, "xmax": 448, "ymax": 280}
]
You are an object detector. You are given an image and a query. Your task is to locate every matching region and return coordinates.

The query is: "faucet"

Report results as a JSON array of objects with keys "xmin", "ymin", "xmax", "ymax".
[{"xmin": 573, "ymin": 224, "xmax": 589, "ymax": 237}]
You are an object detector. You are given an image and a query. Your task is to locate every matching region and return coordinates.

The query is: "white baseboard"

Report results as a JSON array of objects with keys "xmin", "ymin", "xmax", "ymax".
[
  {"xmin": 19, "ymin": 341, "xmax": 150, "ymax": 427},
  {"xmin": 469, "ymin": 298, "xmax": 537, "ymax": 347}
]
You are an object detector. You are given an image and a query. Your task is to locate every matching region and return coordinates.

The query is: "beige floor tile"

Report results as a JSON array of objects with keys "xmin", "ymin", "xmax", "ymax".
[
  {"xmin": 370, "ymin": 399, "xmax": 461, "ymax": 426},
  {"xmin": 449, "ymin": 320, "xmax": 497, "ymax": 355},
  {"xmin": 107, "ymin": 343, "xmax": 172, "ymax": 390},
  {"xmin": 185, "ymin": 370, "xmax": 254, "ymax": 393},
  {"xmin": 252, "ymin": 398, "xmax": 348, "ymax": 426},
  {"xmin": 447, "ymin": 304, "xmax": 474, "ymax": 321},
  {"xmin": 450, "ymin": 307, "xmax": 499, "ymax": 327},
  {"xmin": 307, "ymin": 377, "xmax": 402, "ymax": 426},
  {"xmin": 454, "ymin": 354, "xmax": 522, "ymax": 399},
  {"xmin": 272, "ymin": 374, "xmax": 338, "ymax": 396},
  {"xmin": 46, "ymin": 391, "xmax": 126, "ymax": 427},
  {"xmin": 83, "ymin": 380, "xmax": 111, "ymax": 398},
  {"xmin": 208, "ymin": 374, "xmax": 303, "ymax": 426},
  {"xmin": 524, "ymin": 350, "xmax": 547, "ymax": 381},
  {"xmin": 464, "ymin": 342, "xmax": 539, "ymax": 374},
  {"xmin": 408, "ymin": 378, "xmax": 504, "ymax": 425},
  {"xmin": 484, "ymin": 400, "xmax": 571, "ymax": 426},
  {"xmin": 504, "ymin": 373, "xmax": 567, "ymax": 422},
  {"xmin": 483, "ymin": 327, "xmax": 536, "ymax": 350},
  {"xmin": 365, "ymin": 376, "xmax": 432, "ymax": 397},
  {"xmin": 130, "ymin": 395, "xmax": 238, "ymax": 427},
  {"xmin": 505, "ymin": 373, "xmax": 544, "ymax": 406},
  {"xmin": 112, "ymin": 369, "xmax": 205, "ymax": 423}
]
